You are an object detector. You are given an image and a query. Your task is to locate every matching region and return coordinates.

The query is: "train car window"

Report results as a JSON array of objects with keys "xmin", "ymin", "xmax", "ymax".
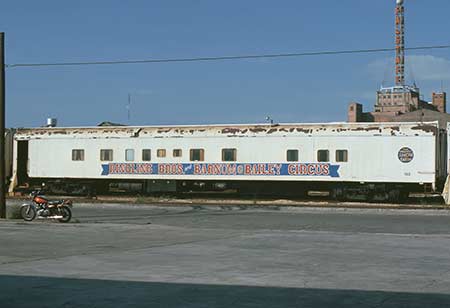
[
  {"xmin": 72, "ymin": 149, "xmax": 85, "ymax": 161},
  {"xmin": 173, "ymin": 149, "xmax": 182, "ymax": 157},
  {"xmin": 142, "ymin": 149, "xmax": 151, "ymax": 161},
  {"xmin": 286, "ymin": 150, "xmax": 299, "ymax": 162},
  {"xmin": 157, "ymin": 149, "xmax": 166, "ymax": 158},
  {"xmin": 100, "ymin": 149, "xmax": 113, "ymax": 161},
  {"xmin": 190, "ymin": 149, "xmax": 204, "ymax": 161},
  {"xmin": 336, "ymin": 150, "xmax": 348, "ymax": 162},
  {"xmin": 222, "ymin": 149, "xmax": 237, "ymax": 162},
  {"xmin": 125, "ymin": 149, "xmax": 135, "ymax": 161},
  {"xmin": 317, "ymin": 150, "xmax": 329, "ymax": 162}
]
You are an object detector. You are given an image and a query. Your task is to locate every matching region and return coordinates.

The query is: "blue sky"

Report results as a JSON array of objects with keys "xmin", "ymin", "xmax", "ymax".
[{"xmin": 2, "ymin": 0, "xmax": 450, "ymax": 127}]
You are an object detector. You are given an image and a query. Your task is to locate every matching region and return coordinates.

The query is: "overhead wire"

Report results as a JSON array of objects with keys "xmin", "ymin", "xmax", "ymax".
[{"xmin": 4, "ymin": 44, "xmax": 450, "ymax": 69}]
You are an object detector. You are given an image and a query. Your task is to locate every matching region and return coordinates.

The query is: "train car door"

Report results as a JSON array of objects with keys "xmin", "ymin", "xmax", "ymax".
[{"xmin": 16, "ymin": 140, "xmax": 29, "ymax": 185}]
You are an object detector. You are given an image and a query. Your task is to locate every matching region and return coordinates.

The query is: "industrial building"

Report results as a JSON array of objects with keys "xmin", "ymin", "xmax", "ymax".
[{"xmin": 347, "ymin": 0, "xmax": 448, "ymax": 127}]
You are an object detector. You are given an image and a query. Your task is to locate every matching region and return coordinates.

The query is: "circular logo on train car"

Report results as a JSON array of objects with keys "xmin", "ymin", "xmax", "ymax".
[{"xmin": 398, "ymin": 147, "xmax": 414, "ymax": 163}]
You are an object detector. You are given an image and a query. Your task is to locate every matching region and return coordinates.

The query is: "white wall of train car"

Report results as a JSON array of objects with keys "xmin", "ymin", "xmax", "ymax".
[
  {"xmin": 448, "ymin": 122, "xmax": 450, "ymax": 175},
  {"xmin": 12, "ymin": 122, "xmax": 439, "ymax": 190},
  {"xmin": 442, "ymin": 122, "xmax": 450, "ymax": 204}
]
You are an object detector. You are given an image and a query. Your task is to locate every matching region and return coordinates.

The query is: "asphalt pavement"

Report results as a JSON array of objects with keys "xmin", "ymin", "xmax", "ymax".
[{"xmin": 1, "ymin": 201, "xmax": 450, "ymax": 307}]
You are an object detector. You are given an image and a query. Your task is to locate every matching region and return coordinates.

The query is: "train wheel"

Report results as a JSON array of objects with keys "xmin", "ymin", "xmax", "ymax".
[
  {"xmin": 332, "ymin": 187, "xmax": 345, "ymax": 201},
  {"xmin": 388, "ymin": 189, "xmax": 401, "ymax": 203}
]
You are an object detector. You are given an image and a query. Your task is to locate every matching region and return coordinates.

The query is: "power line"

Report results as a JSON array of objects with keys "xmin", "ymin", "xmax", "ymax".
[{"xmin": 5, "ymin": 44, "xmax": 450, "ymax": 69}]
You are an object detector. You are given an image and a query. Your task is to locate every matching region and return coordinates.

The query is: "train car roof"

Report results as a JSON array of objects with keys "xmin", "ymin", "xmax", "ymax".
[{"xmin": 13, "ymin": 121, "xmax": 440, "ymax": 140}]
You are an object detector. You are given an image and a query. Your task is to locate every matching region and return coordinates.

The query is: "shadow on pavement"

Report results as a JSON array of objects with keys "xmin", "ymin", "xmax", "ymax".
[{"xmin": 1, "ymin": 274, "xmax": 450, "ymax": 308}]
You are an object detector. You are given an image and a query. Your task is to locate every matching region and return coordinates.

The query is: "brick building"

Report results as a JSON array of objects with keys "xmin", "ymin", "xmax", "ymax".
[{"xmin": 348, "ymin": 87, "xmax": 447, "ymax": 127}]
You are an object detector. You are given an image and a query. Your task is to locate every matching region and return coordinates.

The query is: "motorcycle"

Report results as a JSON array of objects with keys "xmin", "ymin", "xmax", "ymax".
[{"xmin": 20, "ymin": 190, "xmax": 73, "ymax": 223}]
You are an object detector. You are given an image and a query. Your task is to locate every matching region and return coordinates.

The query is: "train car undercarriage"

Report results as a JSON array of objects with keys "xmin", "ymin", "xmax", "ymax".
[{"xmin": 19, "ymin": 178, "xmax": 432, "ymax": 203}]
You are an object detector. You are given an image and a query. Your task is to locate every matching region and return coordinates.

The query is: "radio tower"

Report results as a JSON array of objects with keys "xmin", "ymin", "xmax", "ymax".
[
  {"xmin": 395, "ymin": 0, "xmax": 405, "ymax": 86},
  {"xmin": 348, "ymin": 0, "xmax": 447, "ymax": 123}
]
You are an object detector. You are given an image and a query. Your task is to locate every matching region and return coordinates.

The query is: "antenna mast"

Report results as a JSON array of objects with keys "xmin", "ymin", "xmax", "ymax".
[
  {"xmin": 395, "ymin": 0, "xmax": 405, "ymax": 86},
  {"xmin": 127, "ymin": 93, "xmax": 131, "ymax": 124}
]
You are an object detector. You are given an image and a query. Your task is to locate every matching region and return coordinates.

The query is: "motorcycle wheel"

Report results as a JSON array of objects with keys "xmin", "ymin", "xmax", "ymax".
[
  {"xmin": 21, "ymin": 205, "xmax": 36, "ymax": 221},
  {"xmin": 57, "ymin": 206, "xmax": 72, "ymax": 223}
]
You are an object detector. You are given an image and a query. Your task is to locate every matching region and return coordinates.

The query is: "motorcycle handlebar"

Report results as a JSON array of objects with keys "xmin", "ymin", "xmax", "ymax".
[{"xmin": 29, "ymin": 190, "xmax": 45, "ymax": 197}]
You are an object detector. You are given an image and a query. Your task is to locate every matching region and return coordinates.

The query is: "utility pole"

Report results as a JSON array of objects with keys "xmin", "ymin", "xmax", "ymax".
[{"xmin": 0, "ymin": 32, "xmax": 6, "ymax": 219}]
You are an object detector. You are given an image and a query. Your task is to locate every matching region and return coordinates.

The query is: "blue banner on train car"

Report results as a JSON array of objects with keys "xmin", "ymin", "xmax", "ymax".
[{"xmin": 101, "ymin": 163, "xmax": 340, "ymax": 178}]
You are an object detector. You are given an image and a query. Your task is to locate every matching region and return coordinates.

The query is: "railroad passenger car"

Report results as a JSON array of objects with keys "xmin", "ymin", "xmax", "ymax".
[{"xmin": 8, "ymin": 121, "xmax": 446, "ymax": 202}]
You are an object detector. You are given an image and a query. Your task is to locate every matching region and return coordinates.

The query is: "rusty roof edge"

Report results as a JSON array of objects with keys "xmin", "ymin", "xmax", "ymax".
[{"xmin": 14, "ymin": 121, "xmax": 439, "ymax": 131}]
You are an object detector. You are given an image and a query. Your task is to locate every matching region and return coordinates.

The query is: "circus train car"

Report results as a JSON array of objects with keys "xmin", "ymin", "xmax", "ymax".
[{"xmin": 8, "ymin": 121, "xmax": 447, "ymax": 202}]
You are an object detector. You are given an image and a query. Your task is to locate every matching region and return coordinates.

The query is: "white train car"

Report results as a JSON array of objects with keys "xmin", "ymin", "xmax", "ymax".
[{"xmin": 9, "ymin": 121, "xmax": 446, "ymax": 201}]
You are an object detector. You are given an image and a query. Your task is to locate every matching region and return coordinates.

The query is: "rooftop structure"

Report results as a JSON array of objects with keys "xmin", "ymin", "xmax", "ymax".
[{"xmin": 348, "ymin": 0, "xmax": 447, "ymax": 125}]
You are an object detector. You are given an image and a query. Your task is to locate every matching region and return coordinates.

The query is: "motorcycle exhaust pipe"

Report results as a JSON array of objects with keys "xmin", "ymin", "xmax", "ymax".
[{"xmin": 37, "ymin": 216, "xmax": 64, "ymax": 219}]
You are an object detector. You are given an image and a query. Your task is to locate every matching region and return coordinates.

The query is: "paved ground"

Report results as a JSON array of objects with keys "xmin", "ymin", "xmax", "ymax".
[{"xmin": 1, "ymin": 201, "xmax": 450, "ymax": 307}]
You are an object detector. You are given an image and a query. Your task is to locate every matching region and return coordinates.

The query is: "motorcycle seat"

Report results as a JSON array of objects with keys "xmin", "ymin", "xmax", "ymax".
[{"xmin": 48, "ymin": 200, "xmax": 63, "ymax": 206}]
